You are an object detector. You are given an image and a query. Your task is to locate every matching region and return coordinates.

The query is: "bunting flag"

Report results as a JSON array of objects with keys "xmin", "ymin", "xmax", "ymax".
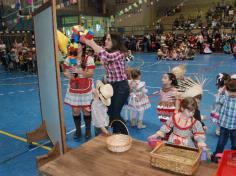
[
  {"xmin": 11, "ymin": 4, "xmax": 15, "ymax": 9},
  {"xmin": 129, "ymin": 5, "xmax": 132, "ymax": 10},
  {"xmin": 70, "ymin": 0, "xmax": 77, "ymax": 4},
  {"xmin": 27, "ymin": 0, "xmax": 33, "ymax": 5},
  {"xmin": 139, "ymin": 0, "xmax": 143, "ymax": 4},
  {"xmin": 133, "ymin": 3, "xmax": 138, "ymax": 8}
]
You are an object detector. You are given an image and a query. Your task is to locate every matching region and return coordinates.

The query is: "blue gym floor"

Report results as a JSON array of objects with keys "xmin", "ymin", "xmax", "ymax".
[{"xmin": 0, "ymin": 53, "xmax": 235, "ymax": 176}]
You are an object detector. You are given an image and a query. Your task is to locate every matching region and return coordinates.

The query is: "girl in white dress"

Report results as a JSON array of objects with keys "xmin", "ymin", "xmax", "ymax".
[
  {"xmin": 91, "ymin": 80, "xmax": 113, "ymax": 136},
  {"xmin": 128, "ymin": 69, "xmax": 151, "ymax": 129}
]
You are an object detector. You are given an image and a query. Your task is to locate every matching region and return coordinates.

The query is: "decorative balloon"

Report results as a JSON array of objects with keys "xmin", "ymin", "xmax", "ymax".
[{"xmin": 57, "ymin": 30, "xmax": 69, "ymax": 55}]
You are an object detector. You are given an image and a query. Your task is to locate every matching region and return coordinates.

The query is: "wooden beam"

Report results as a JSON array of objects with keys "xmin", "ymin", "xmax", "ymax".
[
  {"xmin": 37, "ymin": 142, "xmax": 60, "ymax": 168},
  {"xmin": 26, "ymin": 120, "xmax": 49, "ymax": 144}
]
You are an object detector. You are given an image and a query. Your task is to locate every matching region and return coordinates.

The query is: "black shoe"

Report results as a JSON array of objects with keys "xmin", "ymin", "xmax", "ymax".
[
  {"xmin": 211, "ymin": 155, "xmax": 219, "ymax": 163},
  {"xmin": 73, "ymin": 131, "xmax": 81, "ymax": 139}
]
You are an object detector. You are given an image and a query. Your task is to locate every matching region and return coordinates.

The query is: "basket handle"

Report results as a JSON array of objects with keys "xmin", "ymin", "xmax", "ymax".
[{"xmin": 109, "ymin": 119, "xmax": 129, "ymax": 135}]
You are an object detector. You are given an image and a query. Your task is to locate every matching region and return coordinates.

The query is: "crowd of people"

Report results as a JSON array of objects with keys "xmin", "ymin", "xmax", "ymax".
[
  {"xmin": 173, "ymin": 0, "xmax": 236, "ymax": 31},
  {"xmin": 206, "ymin": 0, "xmax": 236, "ymax": 30},
  {"xmin": 0, "ymin": 40, "xmax": 37, "ymax": 74}
]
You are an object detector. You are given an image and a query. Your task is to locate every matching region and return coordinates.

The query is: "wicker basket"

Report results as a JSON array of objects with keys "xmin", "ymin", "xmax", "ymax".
[
  {"xmin": 106, "ymin": 134, "xmax": 132, "ymax": 152},
  {"xmin": 106, "ymin": 120, "xmax": 132, "ymax": 153},
  {"xmin": 150, "ymin": 143, "xmax": 202, "ymax": 175}
]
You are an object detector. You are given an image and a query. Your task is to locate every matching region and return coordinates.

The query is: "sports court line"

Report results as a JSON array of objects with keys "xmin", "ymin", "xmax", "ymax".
[
  {"xmin": 0, "ymin": 130, "xmax": 52, "ymax": 151},
  {"xmin": 0, "ymin": 89, "xmax": 38, "ymax": 96},
  {"xmin": 0, "ymin": 82, "xmax": 38, "ymax": 86},
  {"xmin": 0, "ymin": 75, "xmax": 37, "ymax": 81},
  {"xmin": 66, "ymin": 124, "xmax": 85, "ymax": 135}
]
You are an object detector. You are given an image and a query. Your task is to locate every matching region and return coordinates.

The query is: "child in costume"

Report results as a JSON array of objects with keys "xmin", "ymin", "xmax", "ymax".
[
  {"xmin": 91, "ymin": 80, "xmax": 113, "ymax": 136},
  {"xmin": 127, "ymin": 69, "xmax": 151, "ymax": 129},
  {"xmin": 223, "ymin": 42, "xmax": 232, "ymax": 54},
  {"xmin": 124, "ymin": 67, "xmax": 133, "ymax": 123},
  {"xmin": 157, "ymin": 73, "xmax": 178, "ymax": 123},
  {"xmin": 64, "ymin": 40, "xmax": 95, "ymax": 139},
  {"xmin": 176, "ymin": 76, "xmax": 208, "ymax": 130},
  {"xmin": 211, "ymin": 73, "xmax": 230, "ymax": 135},
  {"xmin": 149, "ymin": 97, "xmax": 207, "ymax": 149},
  {"xmin": 211, "ymin": 79, "xmax": 236, "ymax": 163},
  {"xmin": 203, "ymin": 42, "xmax": 212, "ymax": 54},
  {"xmin": 157, "ymin": 44, "xmax": 168, "ymax": 60}
]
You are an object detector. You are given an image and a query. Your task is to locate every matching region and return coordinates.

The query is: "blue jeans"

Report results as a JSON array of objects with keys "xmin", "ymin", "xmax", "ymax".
[
  {"xmin": 214, "ymin": 127, "xmax": 236, "ymax": 155},
  {"xmin": 108, "ymin": 80, "xmax": 130, "ymax": 134}
]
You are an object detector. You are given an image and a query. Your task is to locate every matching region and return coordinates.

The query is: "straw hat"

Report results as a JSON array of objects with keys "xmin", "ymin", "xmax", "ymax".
[
  {"xmin": 177, "ymin": 76, "xmax": 206, "ymax": 98},
  {"xmin": 171, "ymin": 65, "xmax": 186, "ymax": 79},
  {"xmin": 96, "ymin": 80, "xmax": 114, "ymax": 106},
  {"xmin": 231, "ymin": 74, "xmax": 236, "ymax": 79}
]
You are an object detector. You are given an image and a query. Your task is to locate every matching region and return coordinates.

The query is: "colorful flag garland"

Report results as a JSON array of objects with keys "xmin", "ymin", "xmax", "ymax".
[{"xmin": 6, "ymin": 0, "xmax": 78, "ymax": 27}]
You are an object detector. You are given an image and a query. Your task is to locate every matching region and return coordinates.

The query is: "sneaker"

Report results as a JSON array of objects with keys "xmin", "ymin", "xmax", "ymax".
[
  {"xmin": 215, "ymin": 128, "xmax": 220, "ymax": 136},
  {"xmin": 73, "ymin": 131, "xmax": 81, "ymax": 139},
  {"xmin": 137, "ymin": 120, "xmax": 146, "ymax": 129}
]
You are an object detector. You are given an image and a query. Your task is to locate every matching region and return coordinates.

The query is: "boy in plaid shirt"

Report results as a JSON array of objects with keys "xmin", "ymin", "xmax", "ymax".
[{"xmin": 212, "ymin": 78, "xmax": 236, "ymax": 163}]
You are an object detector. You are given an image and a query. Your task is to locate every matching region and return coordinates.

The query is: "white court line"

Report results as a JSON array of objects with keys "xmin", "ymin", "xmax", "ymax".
[
  {"xmin": 0, "ymin": 93, "xmax": 4, "ymax": 96},
  {"xmin": 66, "ymin": 124, "xmax": 85, "ymax": 135},
  {"xmin": 140, "ymin": 62, "xmax": 159, "ymax": 69},
  {"xmin": 29, "ymin": 140, "xmax": 51, "ymax": 152},
  {"xmin": 0, "ymin": 75, "xmax": 37, "ymax": 81},
  {"xmin": 140, "ymin": 69, "xmax": 198, "ymax": 75},
  {"xmin": 8, "ymin": 92, "xmax": 15, "ymax": 95},
  {"xmin": 18, "ymin": 91, "xmax": 25, "ymax": 93},
  {"xmin": 29, "ymin": 124, "xmax": 86, "ymax": 152},
  {"xmin": 146, "ymin": 86, "xmax": 161, "ymax": 89},
  {"xmin": 28, "ymin": 89, "xmax": 35, "ymax": 91}
]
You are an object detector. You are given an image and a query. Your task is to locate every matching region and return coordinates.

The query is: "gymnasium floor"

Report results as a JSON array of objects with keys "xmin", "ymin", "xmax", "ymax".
[{"xmin": 0, "ymin": 53, "xmax": 235, "ymax": 176}]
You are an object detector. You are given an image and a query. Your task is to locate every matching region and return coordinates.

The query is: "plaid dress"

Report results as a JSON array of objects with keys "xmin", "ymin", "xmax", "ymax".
[
  {"xmin": 158, "ymin": 113, "xmax": 205, "ymax": 148},
  {"xmin": 127, "ymin": 80, "xmax": 151, "ymax": 111},
  {"xmin": 64, "ymin": 56, "xmax": 95, "ymax": 108}
]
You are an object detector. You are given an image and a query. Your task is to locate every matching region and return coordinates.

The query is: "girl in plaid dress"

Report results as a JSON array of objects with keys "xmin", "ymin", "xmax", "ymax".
[
  {"xmin": 149, "ymin": 97, "xmax": 206, "ymax": 149},
  {"xmin": 64, "ymin": 42, "xmax": 95, "ymax": 139},
  {"xmin": 127, "ymin": 69, "xmax": 151, "ymax": 129}
]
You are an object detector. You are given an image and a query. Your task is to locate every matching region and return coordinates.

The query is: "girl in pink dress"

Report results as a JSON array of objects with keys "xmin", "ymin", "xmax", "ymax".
[{"xmin": 157, "ymin": 73, "xmax": 178, "ymax": 123}]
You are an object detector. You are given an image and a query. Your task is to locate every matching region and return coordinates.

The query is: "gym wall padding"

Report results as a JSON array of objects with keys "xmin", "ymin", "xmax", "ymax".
[{"xmin": 34, "ymin": 2, "xmax": 65, "ymax": 154}]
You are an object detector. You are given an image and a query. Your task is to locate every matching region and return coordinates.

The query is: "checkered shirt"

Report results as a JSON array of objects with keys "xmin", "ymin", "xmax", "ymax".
[
  {"xmin": 217, "ymin": 94, "xmax": 236, "ymax": 129},
  {"xmin": 98, "ymin": 49, "xmax": 127, "ymax": 82}
]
